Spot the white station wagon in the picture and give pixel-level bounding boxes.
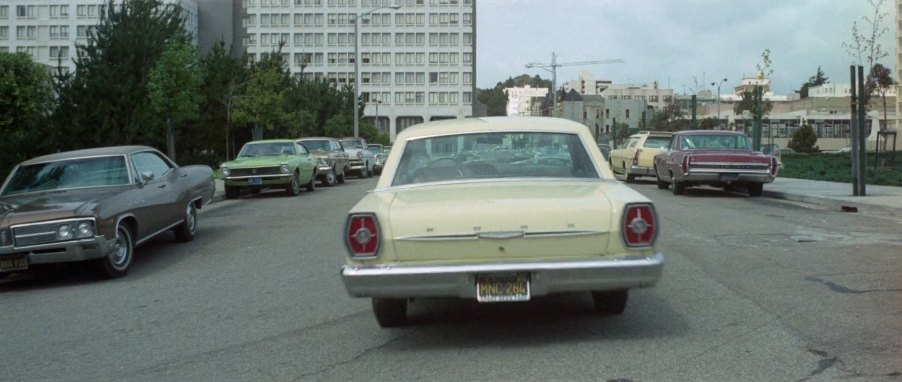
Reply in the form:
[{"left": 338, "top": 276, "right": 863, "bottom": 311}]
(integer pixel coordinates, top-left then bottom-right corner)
[{"left": 340, "top": 117, "right": 664, "bottom": 327}]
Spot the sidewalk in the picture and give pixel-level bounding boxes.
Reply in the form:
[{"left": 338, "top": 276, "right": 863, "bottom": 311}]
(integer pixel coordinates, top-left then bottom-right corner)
[{"left": 764, "top": 177, "right": 902, "bottom": 219}]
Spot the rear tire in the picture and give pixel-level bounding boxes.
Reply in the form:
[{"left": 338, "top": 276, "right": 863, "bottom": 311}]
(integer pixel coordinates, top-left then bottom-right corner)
[
  {"left": 626, "top": 174, "right": 636, "bottom": 183},
  {"left": 748, "top": 183, "right": 763, "bottom": 197},
  {"left": 672, "top": 180, "right": 685, "bottom": 195},
  {"left": 337, "top": 167, "right": 346, "bottom": 184},
  {"left": 305, "top": 170, "right": 316, "bottom": 192},
  {"left": 592, "top": 290, "right": 628, "bottom": 315},
  {"left": 174, "top": 203, "right": 197, "bottom": 242},
  {"left": 656, "top": 173, "right": 668, "bottom": 189},
  {"left": 372, "top": 298, "right": 407, "bottom": 327}
]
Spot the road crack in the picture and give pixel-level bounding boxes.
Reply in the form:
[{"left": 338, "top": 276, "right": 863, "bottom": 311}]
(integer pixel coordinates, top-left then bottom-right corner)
[{"left": 805, "top": 276, "right": 902, "bottom": 294}]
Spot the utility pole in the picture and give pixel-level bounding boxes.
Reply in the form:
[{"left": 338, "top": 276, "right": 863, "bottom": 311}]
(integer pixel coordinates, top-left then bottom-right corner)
[{"left": 525, "top": 53, "right": 623, "bottom": 117}]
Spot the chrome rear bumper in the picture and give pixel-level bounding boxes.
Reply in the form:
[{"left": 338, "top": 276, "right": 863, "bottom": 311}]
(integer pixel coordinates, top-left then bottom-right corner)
[{"left": 341, "top": 253, "right": 664, "bottom": 299}]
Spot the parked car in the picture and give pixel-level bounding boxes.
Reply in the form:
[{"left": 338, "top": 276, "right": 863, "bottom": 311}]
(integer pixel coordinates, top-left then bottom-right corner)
[
  {"left": 340, "top": 137, "right": 376, "bottom": 178},
  {"left": 608, "top": 131, "right": 672, "bottom": 182},
  {"left": 653, "top": 130, "right": 779, "bottom": 196},
  {"left": 367, "top": 144, "right": 386, "bottom": 176},
  {"left": 596, "top": 143, "right": 612, "bottom": 161},
  {"left": 340, "top": 117, "right": 664, "bottom": 327},
  {"left": 220, "top": 139, "right": 317, "bottom": 199},
  {"left": 297, "top": 137, "right": 350, "bottom": 187},
  {"left": 0, "top": 146, "right": 215, "bottom": 279}
]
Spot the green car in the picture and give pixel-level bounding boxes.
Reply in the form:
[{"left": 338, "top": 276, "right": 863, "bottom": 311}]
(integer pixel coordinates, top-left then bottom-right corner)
[{"left": 220, "top": 139, "right": 317, "bottom": 199}]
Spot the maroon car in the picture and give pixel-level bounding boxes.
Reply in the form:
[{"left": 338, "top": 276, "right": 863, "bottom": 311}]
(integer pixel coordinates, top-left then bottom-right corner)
[
  {"left": 0, "top": 146, "right": 215, "bottom": 279},
  {"left": 653, "top": 130, "right": 779, "bottom": 196}
]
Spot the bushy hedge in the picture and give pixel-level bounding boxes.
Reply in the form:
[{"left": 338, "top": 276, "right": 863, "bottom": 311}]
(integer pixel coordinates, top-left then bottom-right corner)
[{"left": 779, "top": 151, "right": 902, "bottom": 186}]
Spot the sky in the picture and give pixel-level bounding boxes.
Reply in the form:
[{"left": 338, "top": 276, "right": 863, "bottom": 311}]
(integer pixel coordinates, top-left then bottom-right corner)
[{"left": 475, "top": 0, "right": 896, "bottom": 96}]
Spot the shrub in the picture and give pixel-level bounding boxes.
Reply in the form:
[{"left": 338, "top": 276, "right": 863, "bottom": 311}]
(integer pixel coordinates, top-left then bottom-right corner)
[{"left": 788, "top": 124, "right": 819, "bottom": 153}]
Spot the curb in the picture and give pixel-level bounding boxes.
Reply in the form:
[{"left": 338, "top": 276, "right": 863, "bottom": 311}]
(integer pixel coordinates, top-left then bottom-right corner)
[{"left": 763, "top": 190, "right": 902, "bottom": 220}]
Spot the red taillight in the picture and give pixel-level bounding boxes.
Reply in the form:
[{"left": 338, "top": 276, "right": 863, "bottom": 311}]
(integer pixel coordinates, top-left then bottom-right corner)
[
  {"left": 681, "top": 155, "right": 690, "bottom": 173},
  {"left": 345, "top": 213, "right": 380, "bottom": 257},
  {"left": 770, "top": 156, "right": 778, "bottom": 175},
  {"left": 622, "top": 203, "right": 657, "bottom": 248},
  {"left": 632, "top": 149, "right": 641, "bottom": 166}
]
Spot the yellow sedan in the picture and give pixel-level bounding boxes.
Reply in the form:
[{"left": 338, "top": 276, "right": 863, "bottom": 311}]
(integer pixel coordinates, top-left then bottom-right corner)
[{"left": 340, "top": 117, "right": 664, "bottom": 327}]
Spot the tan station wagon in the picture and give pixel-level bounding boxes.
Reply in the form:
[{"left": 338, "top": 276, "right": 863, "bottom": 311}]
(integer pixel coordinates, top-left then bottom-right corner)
[{"left": 608, "top": 131, "right": 673, "bottom": 182}]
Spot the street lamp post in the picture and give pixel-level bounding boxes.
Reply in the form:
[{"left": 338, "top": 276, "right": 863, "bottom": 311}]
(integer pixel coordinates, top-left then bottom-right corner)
[
  {"left": 711, "top": 78, "right": 727, "bottom": 129},
  {"left": 354, "top": 5, "right": 401, "bottom": 138}
]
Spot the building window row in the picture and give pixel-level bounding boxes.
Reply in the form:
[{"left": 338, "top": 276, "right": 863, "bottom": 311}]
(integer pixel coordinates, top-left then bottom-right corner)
[
  {"left": 395, "top": 72, "right": 426, "bottom": 85},
  {"left": 259, "top": 33, "right": 290, "bottom": 46},
  {"left": 0, "top": 27, "right": 6, "bottom": 40},
  {"left": 362, "top": 72, "right": 392, "bottom": 84},
  {"left": 76, "top": 5, "right": 105, "bottom": 18},
  {"left": 49, "top": 5, "right": 70, "bottom": 18},
  {"left": 293, "top": 32, "right": 324, "bottom": 46},
  {"left": 428, "top": 92, "right": 459, "bottom": 105},
  {"left": 395, "top": 52, "right": 425, "bottom": 65},
  {"left": 294, "top": 52, "right": 324, "bottom": 66},
  {"left": 49, "top": 25, "right": 70, "bottom": 40},
  {"left": 395, "top": 13, "right": 425, "bottom": 26},
  {"left": 428, "top": 13, "right": 458, "bottom": 25},
  {"left": 249, "top": 0, "right": 470, "bottom": 8},
  {"left": 361, "top": 32, "right": 391, "bottom": 46},
  {"left": 16, "top": 26, "right": 37, "bottom": 40},
  {"left": 394, "top": 32, "right": 424, "bottom": 46},
  {"left": 16, "top": 5, "right": 35, "bottom": 18},
  {"left": 326, "top": 32, "right": 354, "bottom": 46}
]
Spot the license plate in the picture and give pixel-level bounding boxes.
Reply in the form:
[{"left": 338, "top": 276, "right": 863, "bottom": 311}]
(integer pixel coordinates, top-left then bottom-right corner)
[
  {"left": 719, "top": 173, "right": 739, "bottom": 182},
  {"left": 476, "top": 273, "right": 530, "bottom": 302},
  {"left": 0, "top": 253, "right": 28, "bottom": 272},
  {"left": 247, "top": 177, "right": 262, "bottom": 186}
]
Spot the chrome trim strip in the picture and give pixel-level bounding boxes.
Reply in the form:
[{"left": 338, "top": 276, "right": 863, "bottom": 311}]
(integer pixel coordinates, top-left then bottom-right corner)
[
  {"left": 379, "top": 177, "right": 607, "bottom": 192},
  {"left": 134, "top": 220, "right": 184, "bottom": 246},
  {"left": 223, "top": 174, "right": 290, "bottom": 180},
  {"left": 396, "top": 230, "right": 605, "bottom": 241}
]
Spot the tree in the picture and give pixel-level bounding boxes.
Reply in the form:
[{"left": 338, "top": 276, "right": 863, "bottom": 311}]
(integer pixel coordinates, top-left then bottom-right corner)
[
  {"left": 0, "top": 52, "right": 55, "bottom": 177},
  {"left": 787, "top": 123, "right": 819, "bottom": 153},
  {"left": 199, "top": 39, "right": 249, "bottom": 161},
  {"left": 798, "top": 66, "right": 830, "bottom": 98},
  {"left": 866, "top": 63, "right": 893, "bottom": 129},
  {"left": 649, "top": 104, "right": 689, "bottom": 132},
  {"left": 232, "top": 62, "right": 290, "bottom": 140},
  {"left": 147, "top": 37, "right": 205, "bottom": 160},
  {"left": 52, "top": 0, "right": 191, "bottom": 151},
  {"left": 733, "top": 90, "right": 773, "bottom": 117},
  {"left": 842, "top": 0, "right": 889, "bottom": 107}
]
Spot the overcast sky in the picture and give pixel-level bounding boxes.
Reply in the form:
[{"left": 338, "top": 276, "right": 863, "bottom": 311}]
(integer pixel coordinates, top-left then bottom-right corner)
[{"left": 475, "top": 0, "right": 896, "bottom": 96}]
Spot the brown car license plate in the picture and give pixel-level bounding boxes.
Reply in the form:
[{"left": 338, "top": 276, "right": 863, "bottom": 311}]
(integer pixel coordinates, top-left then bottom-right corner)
[
  {"left": 476, "top": 273, "right": 530, "bottom": 302},
  {"left": 0, "top": 253, "right": 28, "bottom": 272}
]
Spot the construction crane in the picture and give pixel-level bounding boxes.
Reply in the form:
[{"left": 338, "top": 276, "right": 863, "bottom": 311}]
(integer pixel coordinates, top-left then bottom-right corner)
[{"left": 525, "top": 52, "right": 624, "bottom": 114}]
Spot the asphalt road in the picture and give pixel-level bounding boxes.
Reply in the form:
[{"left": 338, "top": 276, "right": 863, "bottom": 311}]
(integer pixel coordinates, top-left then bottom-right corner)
[{"left": 1, "top": 177, "right": 900, "bottom": 381}]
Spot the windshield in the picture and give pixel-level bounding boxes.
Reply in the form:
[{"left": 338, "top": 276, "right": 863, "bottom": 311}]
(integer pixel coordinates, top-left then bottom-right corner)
[
  {"left": 682, "top": 134, "right": 752, "bottom": 150},
  {"left": 238, "top": 142, "right": 297, "bottom": 157},
  {"left": 644, "top": 136, "right": 672, "bottom": 149},
  {"left": 1, "top": 156, "right": 130, "bottom": 196},
  {"left": 340, "top": 139, "right": 365, "bottom": 149},
  {"left": 392, "top": 132, "right": 598, "bottom": 186},
  {"left": 299, "top": 140, "right": 330, "bottom": 151}
]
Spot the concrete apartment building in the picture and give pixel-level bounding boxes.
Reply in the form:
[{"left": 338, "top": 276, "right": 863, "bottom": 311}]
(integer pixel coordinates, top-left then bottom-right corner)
[
  {"left": 232, "top": 0, "right": 477, "bottom": 141},
  {"left": 0, "top": 0, "right": 474, "bottom": 143},
  {"left": 0, "top": 0, "right": 198, "bottom": 74}
]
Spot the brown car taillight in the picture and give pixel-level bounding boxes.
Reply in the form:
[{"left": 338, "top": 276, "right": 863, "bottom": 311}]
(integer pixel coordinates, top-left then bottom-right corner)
[
  {"left": 622, "top": 203, "right": 657, "bottom": 248},
  {"left": 345, "top": 213, "right": 380, "bottom": 258},
  {"left": 770, "top": 156, "right": 778, "bottom": 175},
  {"left": 632, "top": 149, "right": 641, "bottom": 166},
  {"left": 681, "top": 155, "right": 690, "bottom": 173}
]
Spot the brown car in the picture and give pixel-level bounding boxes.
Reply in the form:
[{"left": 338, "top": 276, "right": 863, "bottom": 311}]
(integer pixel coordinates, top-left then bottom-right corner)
[
  {"left": 0, "top": 146, "right": 215, "bottom": 279},
  {"left": 297, "top": 137, "right": 350, "bottom": 186}
]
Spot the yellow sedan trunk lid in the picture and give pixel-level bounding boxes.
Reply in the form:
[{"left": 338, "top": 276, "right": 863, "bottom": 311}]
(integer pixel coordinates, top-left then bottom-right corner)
[{"left": 386, "top": 181, "right": 615, "bottom": 262}]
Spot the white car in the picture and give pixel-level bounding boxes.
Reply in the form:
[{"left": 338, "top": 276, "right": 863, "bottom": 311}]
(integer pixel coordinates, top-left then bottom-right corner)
[{"left": 339, "top": 117, "right": 665, "bottom": 327}]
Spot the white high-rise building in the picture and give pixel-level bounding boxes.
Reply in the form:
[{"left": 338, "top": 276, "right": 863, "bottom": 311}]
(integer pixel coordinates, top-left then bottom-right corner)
[
  {"left": 0, "top": 0, "right": 199, "bottom": 74},
  {"left": 240, "top": 0, "right": 476, "bottom": 141}
]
